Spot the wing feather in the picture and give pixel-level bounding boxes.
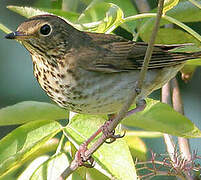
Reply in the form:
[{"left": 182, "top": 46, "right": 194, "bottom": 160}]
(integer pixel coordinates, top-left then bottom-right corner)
[{"left": 76, "top": 33, "right": 197, "bottom": 73}]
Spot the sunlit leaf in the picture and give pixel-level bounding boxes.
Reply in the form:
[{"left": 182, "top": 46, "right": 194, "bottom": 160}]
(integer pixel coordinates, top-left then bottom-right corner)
[
  {"left": 77, "top": 2, "right": 124, "bottom": 33},
  {"left": 125, "top": 135, "right": 147, "bottom": 161},
  {"left": 141, "top": 28, "right": 200, "bottom": 45},
  {"left": 17, "top": 155, "right": 50, "bottom": 180},
  {"left": 39, "top": 8, "right": 79, "bottom": 23},
  {"left": 7, "top": 6, "right": 49, "bottom": 18},
  {"left": 122, "top": 98, "right": 201, "bottom": 138},
  {"left": 87, "top": 168, "right": 110, "bottom": 180},
  {"left": 64, "top": 115, "right": 137, "bottom": 180},
  {"left": 139, "top": 1, "right": 201, "bottom": 42},
  {"left": 30, "top": 153, "right": 82, "bottom": 180},
  {"left": 0, "top": 101, "right": 67, "bottom": 126},
  {"left": 0, "top": 120, "right": 62, "bottom": 178},
  {"left": 163, "top": 0, "right": 180, "bottom": 14}
]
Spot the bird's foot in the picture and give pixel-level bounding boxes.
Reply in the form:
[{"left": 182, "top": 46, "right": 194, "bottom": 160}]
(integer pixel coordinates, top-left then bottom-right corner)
[
  {"left": 101, "top": 117, "right": 126, "bottom": 143},
  {"left": 76, "top": 142, "right": 94, "bottom": 167}
]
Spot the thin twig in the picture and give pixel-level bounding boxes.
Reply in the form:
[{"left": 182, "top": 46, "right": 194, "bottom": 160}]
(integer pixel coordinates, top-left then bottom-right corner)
[
  {"left": 134, "top": 0, "right": 150, "bottom": 13},
  {"left": 161, "top": 82, "right": 177, "bottom": 163},
  {"left": 58, "top": 0, "right": 165, "bottom": 179},
  {"left": 171, "top": 77, "right": 193, "bottom": 180}
]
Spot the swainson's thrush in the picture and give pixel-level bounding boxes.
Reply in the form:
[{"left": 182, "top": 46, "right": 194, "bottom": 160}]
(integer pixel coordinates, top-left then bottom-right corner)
[{"left": 5, "top": 15, "right": 201, "bottom": 114}]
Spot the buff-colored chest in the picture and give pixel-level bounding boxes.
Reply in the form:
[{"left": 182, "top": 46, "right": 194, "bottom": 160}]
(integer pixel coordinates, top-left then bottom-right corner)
[{"left": 31, "top": 55, "right": 184, "bottom": 114}]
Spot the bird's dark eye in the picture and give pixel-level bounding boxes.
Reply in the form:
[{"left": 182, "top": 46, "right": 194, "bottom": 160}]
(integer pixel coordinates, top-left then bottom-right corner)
[{"left": 40, "top": 24, "right": 51, "bottom": 36}]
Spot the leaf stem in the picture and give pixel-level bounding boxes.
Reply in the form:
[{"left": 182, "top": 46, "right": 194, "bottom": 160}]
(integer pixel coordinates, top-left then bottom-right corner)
[
  {"left": 189, "top": 0, "right": 201, "bottom": 9},
  {"left": 123, "top": 13, "right": 201, "bottom": 42}
]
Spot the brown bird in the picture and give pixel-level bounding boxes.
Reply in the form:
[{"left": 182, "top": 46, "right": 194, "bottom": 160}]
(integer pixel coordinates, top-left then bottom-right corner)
[{"left": 5, "top": 14, "right": 201, "bottom": 115}]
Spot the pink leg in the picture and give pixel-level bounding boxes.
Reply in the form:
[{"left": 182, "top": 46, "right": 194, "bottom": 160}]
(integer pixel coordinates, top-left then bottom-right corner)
[
  {"left": 76, "top": 99, "right": 146, "bottom": 166},
  {"left": 126, "top": 99, "right": 146, "bottom": 117}
]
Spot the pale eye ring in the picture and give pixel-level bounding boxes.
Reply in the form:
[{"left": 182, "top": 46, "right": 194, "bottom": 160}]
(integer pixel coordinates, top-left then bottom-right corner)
[{"left": 40, "top": 24, "right": 52, "bottom": 36}]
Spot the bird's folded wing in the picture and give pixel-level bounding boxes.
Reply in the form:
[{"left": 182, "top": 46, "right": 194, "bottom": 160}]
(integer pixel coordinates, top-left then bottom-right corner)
[{"left": 77, "top": 41, "right": 192, "bottom": 73}]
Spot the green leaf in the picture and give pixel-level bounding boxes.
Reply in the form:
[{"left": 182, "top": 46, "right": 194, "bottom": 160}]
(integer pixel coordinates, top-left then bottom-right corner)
[
  {"left": 124, "top": 135, "right": 147, "bottom": 161},
  {"left": 87, "top": 168, "right": 110, "bottom": 180},
  {"left": 122, "top": 98, "right": 201, "bottom": 138},
  {"left": 126, "top": 131, "right": 163, "bottom": 138},
  {"left": 7, "top": 6, "right": 49, "bottom": 18},
  {"left": 0, "top": 101, "right": 67, "bottom": 126},
  {"left": 163, "top": 0, "right": 180, "bottom": 14},
  {"left": 188, "top": 0, "right": 201, "bottom": 9},
  {"left": 34, "top": 0, "right": 63, "bottom": 9},
  {"left": 139, "top": 1, "right": 201, "bottom": 42},
  {"left": 17, "top": 155, "right": 50, "bottom": 180},
  {"left": 180, "top": 64, "right": 197, "bottom": 83},
  {"left": 141, "top": 28, "right": 201, "bottom": 45},
  {"left": 0, "top": 120, "right": 62, "bottom": 178},
  {"left": 30, "top": 153, "right": 82, "bottom": 180},
  {"left": 90, "top": 0, "right": 138, "bottom": 33},
  {"left": 64, "top": 115, "right": 137, "bottom": 180},
  {"left": 7, "top": 5, "right": 79, "bottom": 24},
  {"left": 77, "top": 2, "right": 124, "bottom": 33},
  {"left": 164, "top": 1, "right": 201, "bottom": 23},
  {"left": 186, "top": 59, "right": 201, "bottom": 66},
  {"left": 39, "top": 8, "right": 79, "bottom": 23}
]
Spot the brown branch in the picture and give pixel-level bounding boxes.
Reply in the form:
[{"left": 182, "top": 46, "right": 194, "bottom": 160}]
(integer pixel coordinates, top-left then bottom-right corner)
[
  {"left": 161, "top": 83, "right": 177, "bottom": 163},
  {"left": 134, "top": 0, "right": 151, "bottom": 13},
  {"left": 171, "top": 77, "right": 193, "bottom": 180},
  {"left": 57, "top": 0, "right": 165, "bottom": 179}
]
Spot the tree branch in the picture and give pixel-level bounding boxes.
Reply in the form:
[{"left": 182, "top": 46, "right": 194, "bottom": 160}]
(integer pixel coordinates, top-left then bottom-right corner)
[{"left": 171, "top": 78, "right": 193, "bottom": 180}]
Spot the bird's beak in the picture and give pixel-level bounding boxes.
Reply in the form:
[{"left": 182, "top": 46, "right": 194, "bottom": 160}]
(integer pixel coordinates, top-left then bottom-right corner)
[{"left": 5, "top": 31, "right": 29, "bottom": 40}]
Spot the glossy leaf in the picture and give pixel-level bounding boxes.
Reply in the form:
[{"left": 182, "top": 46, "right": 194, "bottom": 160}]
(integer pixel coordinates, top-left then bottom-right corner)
[
  {"left": 0, "top": 120, "right": 62, "bottom": 178},
  {"left": 125, "top": 131, "right": 163, "bottom": 138},
  {"left": 7, "top": 6, "right": 48, "bottom": 18},
  {"left": 30, "top": 153, "right": 82, "bottom": 180},
  {"left": 18, "top": 155, "right": 50, "bottom": 180},
  {"left": 122, "top": 98, "right": 201, "bottom": 138},
  {"left": 34, "top": 0, "right": 63, "bottom": 9},
  {"left": 0, "top": 101, "right": 67, "bottom": 126},
  {"left": 87, "top": 168, "right": 110, "bottom": 180},
  {"left": 88, "top": 0, "right": 137, "bottom": 33},
  {"left": 64, "top": 115, "right": 137, "bottom": 180},
  {"left": 7, "top": 6, "right": 79, "bottom": 24},
  {"left": 77, "top": 2, "right": 124, "bottom": 33},
  {"left": 40, "top": 8, "right": 79, "bottom": 23},
  {"left": 163, "top": 0, "right": 179, "bottom": 14},
  {"left": 139, "top": 1, "right": 201, "bottom": 42},
  {"left": 125, "top": 135, "right": 147, "bottom": 161},
  {"left": 141, "top": 28, "right": 200, "bottom": 45}
]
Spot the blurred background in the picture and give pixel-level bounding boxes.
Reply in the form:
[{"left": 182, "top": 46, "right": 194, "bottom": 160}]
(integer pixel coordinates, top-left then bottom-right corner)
[{"left": 0, "top": 0, "right": 201, "bottom": 179}]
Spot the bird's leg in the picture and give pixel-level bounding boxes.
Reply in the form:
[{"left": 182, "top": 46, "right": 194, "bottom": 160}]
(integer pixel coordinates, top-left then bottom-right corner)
[
  {"left": 76, "top": 128, "right": 102, "bottom": 167},
  {"left": 76, "top": 97, "right": 146, "bottom": 166},
  {"left": 102, "top": 99, "right": 146, "bottom": 143},
  {"left": 76, "top": 115, "right": 125, "bottom": 167},
  {"left": 126, "top": 99, "right": 146, "bottom": 117}
]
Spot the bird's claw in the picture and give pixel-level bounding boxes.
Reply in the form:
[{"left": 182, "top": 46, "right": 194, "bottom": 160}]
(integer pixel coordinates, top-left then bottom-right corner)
[
  {"left": 105, "top": 130, "right": 126, "bottom": 143},
  {"left": 101, "top": 120, "right": 126, "bottom": 143},
  {"left": 76, "top": 142, "right": 95, "bottom": 167}
]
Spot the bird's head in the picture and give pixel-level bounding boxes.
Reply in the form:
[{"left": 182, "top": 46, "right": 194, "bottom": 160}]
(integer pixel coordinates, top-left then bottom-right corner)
[{"left": 5, "top": 14, "right": 77, "bottom": 56}]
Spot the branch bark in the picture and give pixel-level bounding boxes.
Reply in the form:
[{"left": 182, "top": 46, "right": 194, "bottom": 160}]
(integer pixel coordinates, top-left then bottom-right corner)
[{"left": 171, "top": 78, "right": 193, "bottom": 180}]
